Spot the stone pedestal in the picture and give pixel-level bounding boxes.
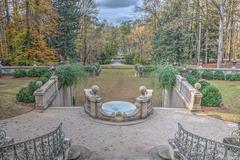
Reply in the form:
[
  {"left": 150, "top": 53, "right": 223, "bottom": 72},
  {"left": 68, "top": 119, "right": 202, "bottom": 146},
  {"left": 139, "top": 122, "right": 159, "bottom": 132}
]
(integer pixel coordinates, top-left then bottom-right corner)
[{"left": 84, "top": 86, "right": 102, "bottom": 118}]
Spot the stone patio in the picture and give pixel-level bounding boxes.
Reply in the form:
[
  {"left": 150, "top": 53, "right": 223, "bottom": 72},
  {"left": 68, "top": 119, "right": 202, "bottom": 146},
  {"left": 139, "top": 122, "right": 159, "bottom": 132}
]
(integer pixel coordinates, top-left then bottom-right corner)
[{"left": 0, "top": 107, "right": 237, "bottom": 158}]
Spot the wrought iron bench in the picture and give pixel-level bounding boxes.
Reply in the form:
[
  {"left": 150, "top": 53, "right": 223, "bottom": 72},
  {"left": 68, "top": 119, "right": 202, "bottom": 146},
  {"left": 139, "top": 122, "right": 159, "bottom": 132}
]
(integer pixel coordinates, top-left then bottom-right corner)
[
  {"left": 169, "top": 123, "right": 240, "bottom": 160},
  {"left": 0, "top": 123, "right": 71, "bottom": 160},
  {"left": 0, "top": 128, "right": 14, "bottom": 147},
  {"left": 223, "top": 122, "right": 240, "bottom": 147}
]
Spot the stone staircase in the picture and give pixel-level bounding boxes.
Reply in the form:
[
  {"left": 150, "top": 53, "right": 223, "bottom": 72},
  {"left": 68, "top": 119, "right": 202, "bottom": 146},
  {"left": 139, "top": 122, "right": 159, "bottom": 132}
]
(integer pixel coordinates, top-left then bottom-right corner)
[{"left": 68, "top": 145, "right": 171, "bottom": 160}]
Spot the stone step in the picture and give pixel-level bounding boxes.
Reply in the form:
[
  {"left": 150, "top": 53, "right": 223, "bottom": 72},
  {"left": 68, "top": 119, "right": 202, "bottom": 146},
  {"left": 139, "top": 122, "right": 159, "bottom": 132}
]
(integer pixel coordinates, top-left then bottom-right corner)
[
  {"left": 89, "top": 153, "right": 150, "bottom": 160},
  {"left": 68, "top": 145, "right": 171, "bottom": 160}
]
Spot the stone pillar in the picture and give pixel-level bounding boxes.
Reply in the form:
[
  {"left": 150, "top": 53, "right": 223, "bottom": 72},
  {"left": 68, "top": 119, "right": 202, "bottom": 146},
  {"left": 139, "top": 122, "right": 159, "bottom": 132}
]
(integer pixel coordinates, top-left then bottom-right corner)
[
  {"left": 135, "top": 86, "right": 153, "bottom": 119},
  {"left": 84, "top": 85, "right": 102, "bottom": 118}
]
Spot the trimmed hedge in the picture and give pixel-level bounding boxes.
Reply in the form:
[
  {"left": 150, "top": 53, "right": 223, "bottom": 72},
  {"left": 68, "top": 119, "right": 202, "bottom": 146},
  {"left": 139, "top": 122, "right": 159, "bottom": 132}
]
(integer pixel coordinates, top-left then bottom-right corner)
[
  {"left": 202, "top": 70, "right": 214, "bottom": 80},
  {"left": 226, "top": 73, "right": 240, "bottom": 81},
  {"left": 198, "top": 79, "right": 211, "bottom": 92},
  {"left": 27, "top": 67, "right": 49, "bottom": 77},
  {"left": 214, "top": 71, "right": 225, "bottom": 80},
  {"left": 201, "top": 85, "right": 222, "bottom": 107},
  {"left": 13, "top": 69, "right": 27, "bottom": 78}
]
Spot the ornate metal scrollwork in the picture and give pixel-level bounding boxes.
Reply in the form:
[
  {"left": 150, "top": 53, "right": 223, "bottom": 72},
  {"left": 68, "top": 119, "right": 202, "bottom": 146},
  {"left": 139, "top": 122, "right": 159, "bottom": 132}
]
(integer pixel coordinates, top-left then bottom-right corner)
[
  {"left": 0, "top": 123, "right": 70, "bottom": 160},
  {"left": 169, "top": 123, "right": 240, "bottom": 160}
]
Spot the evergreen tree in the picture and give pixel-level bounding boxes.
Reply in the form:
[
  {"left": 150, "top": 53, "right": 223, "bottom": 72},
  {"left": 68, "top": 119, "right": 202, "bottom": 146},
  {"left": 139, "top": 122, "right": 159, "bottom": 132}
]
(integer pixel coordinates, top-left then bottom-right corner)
[{"left": 53, "top": 0, "right": 81, "bottom": 59}]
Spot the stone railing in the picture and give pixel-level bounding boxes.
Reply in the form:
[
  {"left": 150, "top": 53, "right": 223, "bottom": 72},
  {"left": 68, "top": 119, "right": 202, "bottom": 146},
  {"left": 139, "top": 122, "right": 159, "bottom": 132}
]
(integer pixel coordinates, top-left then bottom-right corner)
[
  {"left": 34, "top": 76, "right": 58, "bottom": 109},
  {"left": 169, "top": 123, "right": 240, "bottom": 160},
  {"left": 198, "top": 67, "right": 240, "bottom": 72},
  {"left": 0, "top": 65, "right": 49, "bottom": 75},
  {"left": 34, "top": 76, "right": 73, "bottom": 109},
  {"left": 174, "top": 75, "right": 202, "bottom": 111},
  {"left": 0, "top": 123, "right": 71, "bottom": 160}
]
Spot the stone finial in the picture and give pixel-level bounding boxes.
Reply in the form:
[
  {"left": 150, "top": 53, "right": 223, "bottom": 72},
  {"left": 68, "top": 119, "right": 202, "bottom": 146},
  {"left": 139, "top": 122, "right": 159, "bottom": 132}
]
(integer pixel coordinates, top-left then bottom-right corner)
[
  {"left": 91, "top": 85, "right": 99, "bottom": 95},
  {"left": 36, "top": 81, "right": 43, "bottom": 88},
  {"left": 194, "top": 83, "right": 201, "bottom": 91},
  {"left": 139, "top": 86, "right": 147, "bottom": 96}
]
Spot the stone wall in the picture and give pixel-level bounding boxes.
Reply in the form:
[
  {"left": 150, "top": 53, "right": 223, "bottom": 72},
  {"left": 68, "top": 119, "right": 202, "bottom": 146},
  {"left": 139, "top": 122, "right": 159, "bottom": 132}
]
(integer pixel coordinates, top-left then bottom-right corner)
[
  {"left": 0, "top": 66, "right": 49, "bottom": 75},
  {"left": 34, "top": 76, "right": 73, "bottom": 109}
]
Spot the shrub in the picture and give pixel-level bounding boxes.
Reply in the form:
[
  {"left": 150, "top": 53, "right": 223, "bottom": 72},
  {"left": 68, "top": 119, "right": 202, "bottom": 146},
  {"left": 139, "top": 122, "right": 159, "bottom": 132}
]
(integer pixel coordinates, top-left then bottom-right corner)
[
  {"left": 142, "top": 65, "right": 156, "bottom": 73},
  {"left": 84, "top": 65, "right": 95, "bottom": 72},
  {"left": 157, "top": 65, "right": 178, "bottom": 90},
  {"left": 38, "top": 76, "right": 49, "bottom": 84},
  {"left": 214, "top": 71, "right": 225, "bottom": 80},
  {"left": 13, "top": 69, "right": 27, "bottom": 78},
  {"left": 16, "top": 81, "right": 38, "bottom": 103},
  {"left": 202, "top": 70, "right": 214, "bottom": 80},
  {"left": 27, "top": 68, "right": 39, "bottom": 77},
  {"left": 56, "top": 63, "right": 85, "bottom": 88},
  {"left": 198, "top": 79, "right": 211, "bottom": 92},
  {"left": 125, "top": 54, "right": 134, "bottom": 65},
  {"left": 0, "top": 69, "right": 2, "bottom": 77},
  {"left": 189, "top": 69, "right": 200, "bottom": 79},
  {"left": 201, "top": 85, "right": 222, "bottom": 107},
  {"left": 186, "top": 75, "right": 198, "bottom": 86},
  {"left": 236, "top": 74, "right": 240, "bottom": 81},
  {"left": 226, "top": 73, "right": 237, "bottom": 81},
  {"left": 27, "top": 67, "right": 49, "bottom": 77},
  {"left": 0, "top": 58, "right": 11, "bottom": 66}
]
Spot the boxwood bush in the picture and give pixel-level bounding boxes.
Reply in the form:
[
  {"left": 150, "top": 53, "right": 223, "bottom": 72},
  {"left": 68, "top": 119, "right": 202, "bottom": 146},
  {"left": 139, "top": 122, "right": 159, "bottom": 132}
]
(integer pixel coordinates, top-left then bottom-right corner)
[
  {"left": 16, "top": 81, "right": 38, "bottom": 103},
  {"left": 202, "top": 70, "right": 214, "bottom": 80},
  {"left": 13, "top": 69, "right": 27, "bottom": 78},
  {"left": 189, "top": 69, "right": 200, "bottom": 79},
  {"left": 226, "top": 73, "right": 240, "bottom": 81},
  {"left": 186, "top": 75, "right": 198, "bottom": 86},
  {"left": 201, "top": 85, "right": 222, "bottom": 107},
  {"left": 198, "top": 79, "right": 211, "bottom": 92},
  {"left": 214, "top": 71, "right": 225, "bottom": 80}
]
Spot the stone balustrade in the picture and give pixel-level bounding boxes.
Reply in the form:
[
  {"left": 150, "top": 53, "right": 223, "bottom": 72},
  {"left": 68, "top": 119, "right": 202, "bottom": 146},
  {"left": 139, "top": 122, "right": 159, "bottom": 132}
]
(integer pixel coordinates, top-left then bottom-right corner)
[
  {"left": 34, "top": 76, "right": 73, "bottom": 109},
  {"left": 174, "top": 75, "right": 202, "bottom": 111},
  {"left": 34, "top": 76, "right": 58, "bottom": 109}
]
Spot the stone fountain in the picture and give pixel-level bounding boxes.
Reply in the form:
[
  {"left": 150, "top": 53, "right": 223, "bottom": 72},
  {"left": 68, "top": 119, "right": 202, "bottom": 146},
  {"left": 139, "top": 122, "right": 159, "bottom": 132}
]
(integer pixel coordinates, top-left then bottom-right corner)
[{"left": 84, "top": 85, "right": 153, "bottom": 122}]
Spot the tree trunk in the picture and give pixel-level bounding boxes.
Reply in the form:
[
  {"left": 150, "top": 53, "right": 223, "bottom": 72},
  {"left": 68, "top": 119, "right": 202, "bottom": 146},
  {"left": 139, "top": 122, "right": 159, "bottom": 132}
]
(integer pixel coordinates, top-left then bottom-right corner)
[
  {"left": 4, "top": 0, "right": 10, "bottom": 24},
  {"left": 217, "top": 0, "right": 225, "bottom": 68},
  {"left": 196, "top": 0, "right": 202, "bottom": 66},
  {"left": 205, "top": 0, "right": 209, "bottom": 64},
  {"left": 26, "top": 0, "right": 31, "bottom": 47},
  {"left": 228, "top": 0, "right": 234, "bottom": 61}
]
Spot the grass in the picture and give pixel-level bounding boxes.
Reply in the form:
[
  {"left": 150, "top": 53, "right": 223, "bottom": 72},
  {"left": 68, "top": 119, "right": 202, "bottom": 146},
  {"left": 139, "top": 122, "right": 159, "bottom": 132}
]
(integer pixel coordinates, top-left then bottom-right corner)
[
  {"left": 203, "top": 80, "right": 240, "bottom": 122},
  {"left": 73, "top": 69, "right": 162, "bottom": 106},
  {"left": 0, "top": 77, "right": 34, "bottom": 120}
]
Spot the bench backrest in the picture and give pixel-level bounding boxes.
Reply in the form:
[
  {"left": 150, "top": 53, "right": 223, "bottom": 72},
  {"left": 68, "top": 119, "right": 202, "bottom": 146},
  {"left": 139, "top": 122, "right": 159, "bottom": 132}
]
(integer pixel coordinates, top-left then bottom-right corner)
[
  {"left": 0, "top": 123, "right": 67, "bottom": 160},
  {"left": 169, "top": 123, "right": 240, "bottom": 160}
]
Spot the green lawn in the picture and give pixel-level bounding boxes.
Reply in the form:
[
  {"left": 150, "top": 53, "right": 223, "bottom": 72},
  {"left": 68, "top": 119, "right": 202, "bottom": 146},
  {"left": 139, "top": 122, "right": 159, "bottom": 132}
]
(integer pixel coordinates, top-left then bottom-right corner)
[
  {"left": 204, "top": 80, "right": 240, "bottom": 122},
  {"left": 0, "top": 77, "right": 34, "bottom": 120},
  {"left": 73, "top": 69, "right": 162, "bottom": 106}
]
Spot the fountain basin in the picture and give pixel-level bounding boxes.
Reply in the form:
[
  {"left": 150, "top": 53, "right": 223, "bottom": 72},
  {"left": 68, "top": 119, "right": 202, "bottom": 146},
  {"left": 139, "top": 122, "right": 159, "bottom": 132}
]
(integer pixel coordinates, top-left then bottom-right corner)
[{"left": 101, "top": 101, "right": 136, "bottom": 116}]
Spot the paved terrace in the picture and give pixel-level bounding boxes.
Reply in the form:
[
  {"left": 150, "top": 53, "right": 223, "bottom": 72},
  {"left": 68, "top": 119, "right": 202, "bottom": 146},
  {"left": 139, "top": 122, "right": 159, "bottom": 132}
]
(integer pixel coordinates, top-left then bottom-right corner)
[{"left": 0, "top": 107, "right": 237, "bottom": 157}]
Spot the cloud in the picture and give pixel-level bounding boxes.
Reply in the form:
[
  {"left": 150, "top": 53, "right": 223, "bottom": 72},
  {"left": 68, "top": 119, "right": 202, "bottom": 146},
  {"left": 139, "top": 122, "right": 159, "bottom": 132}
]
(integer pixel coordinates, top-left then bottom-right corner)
[
  {"left": 96, "top": 0, "right": 143, "bottom": 25},
  {"left": 97, "top": 0, "right": 138, "bottom": 9}
]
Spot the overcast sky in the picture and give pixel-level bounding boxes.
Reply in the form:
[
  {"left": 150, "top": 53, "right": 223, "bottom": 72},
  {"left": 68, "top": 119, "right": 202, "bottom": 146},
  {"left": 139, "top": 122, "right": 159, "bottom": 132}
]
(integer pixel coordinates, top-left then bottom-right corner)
[{"left": 96, "top": 0, "right": 143, "bottom": 25}]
